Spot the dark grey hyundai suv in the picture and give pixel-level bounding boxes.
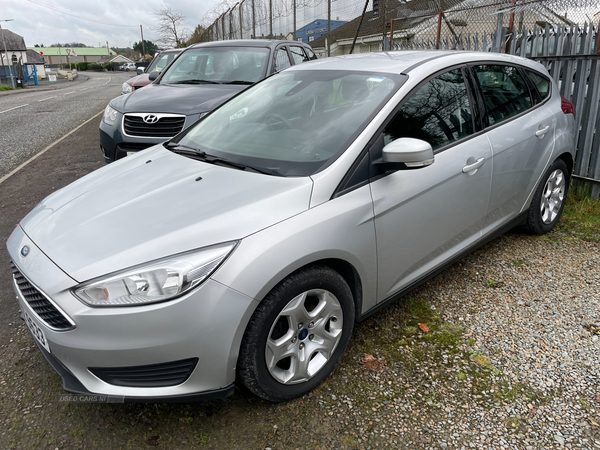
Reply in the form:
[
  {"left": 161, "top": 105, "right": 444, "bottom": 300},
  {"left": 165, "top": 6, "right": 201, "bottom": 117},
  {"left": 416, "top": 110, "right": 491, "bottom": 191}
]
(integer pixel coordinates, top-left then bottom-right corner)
[{"left": 99, "top": 39, "right": 317, "bottom": 162}]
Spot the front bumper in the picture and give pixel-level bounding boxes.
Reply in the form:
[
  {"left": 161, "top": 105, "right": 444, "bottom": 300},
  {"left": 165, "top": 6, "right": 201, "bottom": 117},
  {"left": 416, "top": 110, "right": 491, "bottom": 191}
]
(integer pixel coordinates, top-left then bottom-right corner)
[{"left": 8, "top": 226, "right": 255, "bottom": 401}]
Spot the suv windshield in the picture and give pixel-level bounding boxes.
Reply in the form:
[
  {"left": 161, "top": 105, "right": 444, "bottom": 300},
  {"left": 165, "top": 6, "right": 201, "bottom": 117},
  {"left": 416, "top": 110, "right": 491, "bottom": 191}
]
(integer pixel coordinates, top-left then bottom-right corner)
[
  {"left": 173, "top": 70, "right": 405, "bottom": 176},
  {"left": 159, "top": 47, "right": 269, "bottom": 85}
]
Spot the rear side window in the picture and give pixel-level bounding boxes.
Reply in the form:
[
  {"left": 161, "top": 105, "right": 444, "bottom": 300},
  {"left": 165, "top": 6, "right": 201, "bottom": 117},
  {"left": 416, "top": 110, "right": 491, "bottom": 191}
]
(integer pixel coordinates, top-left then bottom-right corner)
[
  {"left": 383, "top": 69, "right": 474, "bottom": 151},
  {"left": 289, "top": 46, "right": 308, "bottom": 64},
  {"left": 526, "top": 70, "right": 550, "bottom": 101},
  {"left": 473, "top": 65, "right": 532, "bottom": 126},
  {"left": 305, "top": 47, "right": 318, "bottom": 60}
]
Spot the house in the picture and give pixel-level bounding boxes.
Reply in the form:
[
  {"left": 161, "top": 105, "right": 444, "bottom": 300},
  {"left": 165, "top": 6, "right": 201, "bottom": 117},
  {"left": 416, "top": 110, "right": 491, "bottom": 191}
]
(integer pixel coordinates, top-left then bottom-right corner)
[
  {"left": 309, "top": 0, "right": 579, "bottom": 56},
  {"left": 97, "top": 55, "right": 134, "bottom": 65},
  {"left": 26, "top": 47, "right": 116, "bottom": 65},
  {"left": 0, "top": 29, "right": 28, "bottom": 68},
  {"left": 294, "top": 19, "right": 347, "bottom": 44},
  {"left": 25, "top": 49, "right": 47, "bottom": 79},
  {"left": 1, "top": 29, "right": 47, "bottom": 82}
]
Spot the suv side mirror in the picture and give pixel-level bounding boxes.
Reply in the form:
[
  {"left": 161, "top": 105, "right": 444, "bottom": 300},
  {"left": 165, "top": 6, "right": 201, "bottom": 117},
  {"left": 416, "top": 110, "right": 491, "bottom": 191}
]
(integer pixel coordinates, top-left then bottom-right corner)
[
  {"left": 382, "top": 138, "right": 434, "bottom": 168},
  {"left": 148, "top": 71, "right": 159, "bottom": 81}
]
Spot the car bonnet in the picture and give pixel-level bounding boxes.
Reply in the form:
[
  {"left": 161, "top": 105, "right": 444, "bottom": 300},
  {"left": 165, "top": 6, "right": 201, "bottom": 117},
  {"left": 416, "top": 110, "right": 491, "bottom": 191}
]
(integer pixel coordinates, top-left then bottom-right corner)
[{"left": 19, "top": 146, "right": 313, "bottom": 283}]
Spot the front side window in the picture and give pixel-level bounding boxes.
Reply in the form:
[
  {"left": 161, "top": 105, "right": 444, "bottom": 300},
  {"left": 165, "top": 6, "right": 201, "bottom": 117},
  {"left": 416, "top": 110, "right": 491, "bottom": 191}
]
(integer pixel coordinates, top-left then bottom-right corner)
[
  {"left": 383, "top": 69, "right": 474, "bottom": 151},
  {"left": 175, "top": 70, "right": 405, "bottom": 176},
  {"left": 473, "top": 65, "right": 532, "bottom": 126},
  {"left": 159, "top": 47, "right": 269, "bottom": 84},
  {"left": 274, "top": 48, "right": 291, "bottom": 72}
]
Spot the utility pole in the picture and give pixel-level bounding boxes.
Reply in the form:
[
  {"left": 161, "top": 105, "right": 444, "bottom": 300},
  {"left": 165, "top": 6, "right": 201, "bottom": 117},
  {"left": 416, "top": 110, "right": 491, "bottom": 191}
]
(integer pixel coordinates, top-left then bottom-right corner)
[
  {"left": 140, "top": 25, "right": 146, "bottom": 59},
  {"left": 0, "top": 19, "right": 16, "bottom": 89}
]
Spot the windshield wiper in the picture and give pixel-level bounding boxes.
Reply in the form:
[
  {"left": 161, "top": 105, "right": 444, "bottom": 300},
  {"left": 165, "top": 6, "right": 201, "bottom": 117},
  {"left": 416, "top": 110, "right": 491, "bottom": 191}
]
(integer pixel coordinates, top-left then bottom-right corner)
[
  {"left": 165, "top": 142, "right": 282, "bottom": 176},
  {"left": 164, "top": 142, "right": 206, "bottom": 155},
  {"left": 224, "top": 80, "right": 254, "bottom": 85},
  {"left": 171, "top": 79, "right": 221, "bottom": 85},
  {"left": 202, "top": 155, "right": 283, "bottom": 176}
]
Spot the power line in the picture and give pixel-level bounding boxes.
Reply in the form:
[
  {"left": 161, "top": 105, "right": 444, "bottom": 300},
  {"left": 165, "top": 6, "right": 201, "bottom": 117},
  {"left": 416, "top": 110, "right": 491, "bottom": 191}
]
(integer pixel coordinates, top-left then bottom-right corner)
[{"left": 25, "top": 0, "right": 140, "bottom": 28}]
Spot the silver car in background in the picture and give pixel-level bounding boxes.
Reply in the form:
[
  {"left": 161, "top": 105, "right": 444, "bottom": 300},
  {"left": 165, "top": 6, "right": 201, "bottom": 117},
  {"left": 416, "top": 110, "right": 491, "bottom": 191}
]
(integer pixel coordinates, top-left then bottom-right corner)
[{"left": 8, "top": 51, "right": 575, "bottom": 402}]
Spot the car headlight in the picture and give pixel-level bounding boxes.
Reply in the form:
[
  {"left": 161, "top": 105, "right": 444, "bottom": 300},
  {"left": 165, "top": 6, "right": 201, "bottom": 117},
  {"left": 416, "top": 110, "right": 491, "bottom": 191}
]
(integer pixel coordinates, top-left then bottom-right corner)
[
  {"left": 103, "top": 105, "right": 119, "bottom": 126},
  {"left": 121, "top": 82, "right": 133, "bottom": 95},
  {"left": 73, "top": 242, "right": 237, "bottom": 307}
]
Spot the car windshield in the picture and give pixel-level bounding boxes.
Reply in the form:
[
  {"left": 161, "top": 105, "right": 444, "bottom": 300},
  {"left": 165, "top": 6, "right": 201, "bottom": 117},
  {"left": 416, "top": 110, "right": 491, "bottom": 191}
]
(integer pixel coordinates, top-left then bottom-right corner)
[
  {"left": 147, "top": 51, "right": 180, "bottom": 73},
  {"left": 174, "top": 70, "right": 405, "bottom": 176},
  {"left": 159, "top": 47, "right": 269, "bottom": 84}
]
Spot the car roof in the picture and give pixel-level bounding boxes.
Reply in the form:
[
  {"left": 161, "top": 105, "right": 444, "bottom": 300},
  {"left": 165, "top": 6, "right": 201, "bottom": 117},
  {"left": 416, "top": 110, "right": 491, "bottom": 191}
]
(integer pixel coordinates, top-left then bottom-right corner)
[
  {"left": 189, "top": 39, "right": 306, "bottom": 50},
  {"left": 287, "top": 50, "right": 546, "bottom": 75}
]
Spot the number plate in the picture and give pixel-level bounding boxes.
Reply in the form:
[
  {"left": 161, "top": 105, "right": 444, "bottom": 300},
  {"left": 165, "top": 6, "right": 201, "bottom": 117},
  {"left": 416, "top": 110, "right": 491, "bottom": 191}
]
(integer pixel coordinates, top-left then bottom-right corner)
[{"left": 22, "top": 307, "right": 51, "bottom": 353}]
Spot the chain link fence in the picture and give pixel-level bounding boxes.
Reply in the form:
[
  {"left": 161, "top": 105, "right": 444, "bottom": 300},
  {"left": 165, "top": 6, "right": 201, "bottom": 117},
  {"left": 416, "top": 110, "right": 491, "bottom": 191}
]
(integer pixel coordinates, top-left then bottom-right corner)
[{"left": 200, "top": 0, "right": 598, "bottom": 54}]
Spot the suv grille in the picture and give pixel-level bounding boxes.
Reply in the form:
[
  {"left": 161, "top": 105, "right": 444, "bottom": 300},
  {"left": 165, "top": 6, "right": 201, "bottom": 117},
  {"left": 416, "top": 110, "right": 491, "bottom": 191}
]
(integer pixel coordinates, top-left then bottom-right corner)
[
  {"left": 11, "top": 261, "right": 74, "bottom": 330},
  {"left": 89, "top": 358, "right": 199, "bottom": 387},
  {"left": 123, "top": 115, "right": 185, "bottom": 138}
]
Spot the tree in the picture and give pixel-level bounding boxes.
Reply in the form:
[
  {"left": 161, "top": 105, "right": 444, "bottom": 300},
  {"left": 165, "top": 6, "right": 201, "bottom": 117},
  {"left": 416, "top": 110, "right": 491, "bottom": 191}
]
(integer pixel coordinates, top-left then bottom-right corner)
[
  {"left": 133, "top": 40, "right": 156, "bottom": 57},
  {"left": 186, "top": 24, "right": 207, "bottom": 45},
  {"left": 154, "top": 6, "right": 189, "bottom": 48}
]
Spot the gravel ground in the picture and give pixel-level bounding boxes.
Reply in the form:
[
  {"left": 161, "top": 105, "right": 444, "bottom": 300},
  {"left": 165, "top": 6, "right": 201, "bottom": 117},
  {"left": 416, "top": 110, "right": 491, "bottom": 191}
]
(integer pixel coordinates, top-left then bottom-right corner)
[
  {"left": 0, "top": 116, "right": 598, "bottom": 449},
  {"left": 0, "top": 71, "right": 130, "bottom": 178}
]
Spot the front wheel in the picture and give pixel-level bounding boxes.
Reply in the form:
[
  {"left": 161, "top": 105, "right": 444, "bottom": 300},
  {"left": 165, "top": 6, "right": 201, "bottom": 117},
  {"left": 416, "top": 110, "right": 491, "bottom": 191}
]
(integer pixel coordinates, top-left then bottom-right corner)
[
  {"left": 524, "top": 158, "right": 569, "bottom": 234},
  {"left": 238, "top": 266, "right": 355, "bottom": 402}
]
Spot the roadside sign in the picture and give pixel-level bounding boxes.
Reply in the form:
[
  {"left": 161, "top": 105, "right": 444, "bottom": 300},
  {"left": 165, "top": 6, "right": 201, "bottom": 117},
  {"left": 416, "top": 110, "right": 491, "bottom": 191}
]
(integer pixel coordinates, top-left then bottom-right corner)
[{"left": 48, "top": 75, "right": 57, "bottom": 82}]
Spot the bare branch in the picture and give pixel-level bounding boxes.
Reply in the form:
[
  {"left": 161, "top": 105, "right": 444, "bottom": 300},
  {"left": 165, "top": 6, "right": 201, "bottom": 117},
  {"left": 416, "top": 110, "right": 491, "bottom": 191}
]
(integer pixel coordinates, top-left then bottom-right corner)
[{"left": 153, "top": 6, "right": 190, "bottom": 48}]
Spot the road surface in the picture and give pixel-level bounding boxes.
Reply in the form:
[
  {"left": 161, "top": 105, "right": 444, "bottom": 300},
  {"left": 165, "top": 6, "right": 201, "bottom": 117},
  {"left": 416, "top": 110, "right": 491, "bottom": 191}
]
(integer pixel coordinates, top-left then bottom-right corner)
[{"left": 0, "top": 71, "right": 131, "bottom": 178}]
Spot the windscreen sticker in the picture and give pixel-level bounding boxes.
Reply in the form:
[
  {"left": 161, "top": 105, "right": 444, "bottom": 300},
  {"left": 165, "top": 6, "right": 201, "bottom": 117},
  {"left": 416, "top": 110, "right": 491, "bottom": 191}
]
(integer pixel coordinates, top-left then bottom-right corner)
[{"left": 367, "top": 76, "right": 386, "bottom": 83}]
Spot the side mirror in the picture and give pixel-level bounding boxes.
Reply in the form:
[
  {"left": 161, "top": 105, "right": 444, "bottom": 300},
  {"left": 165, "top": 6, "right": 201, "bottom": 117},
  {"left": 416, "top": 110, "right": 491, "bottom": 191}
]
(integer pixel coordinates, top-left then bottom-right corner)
[
  {"left": 382, "top": 138, "right": 434, "bottom": 168},
  {"left": 148, "top": 71, "right": 160, "bottom": 81}
]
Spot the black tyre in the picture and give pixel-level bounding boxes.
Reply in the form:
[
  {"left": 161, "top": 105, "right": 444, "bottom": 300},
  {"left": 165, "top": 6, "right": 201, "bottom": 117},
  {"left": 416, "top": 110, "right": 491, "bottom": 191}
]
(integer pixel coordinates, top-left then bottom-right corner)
[
  {"left": 524, "top": 158, "right": 569, "bottom": 234},
  {"left": 238, "top": 265, "right": 355, "bottom": 402}
]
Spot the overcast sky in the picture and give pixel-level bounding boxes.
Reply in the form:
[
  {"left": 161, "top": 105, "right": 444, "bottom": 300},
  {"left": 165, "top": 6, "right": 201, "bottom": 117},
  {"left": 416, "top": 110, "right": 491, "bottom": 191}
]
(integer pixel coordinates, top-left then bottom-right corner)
[{"left": 1, "top": 0, "right": 214, "bottom": 49}]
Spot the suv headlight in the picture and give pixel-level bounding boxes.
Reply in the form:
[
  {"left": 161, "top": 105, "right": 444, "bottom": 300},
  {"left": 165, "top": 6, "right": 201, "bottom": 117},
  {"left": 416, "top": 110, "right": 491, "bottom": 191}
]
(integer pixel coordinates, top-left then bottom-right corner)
[
  {"left": 73, "top": 242, "right": 237, "bottom": 307},
  {"left": 121, "top": 82, "right": 133, "bottom": 95},
  {"left": 103, "top": 105, "right": 119, "bottom": 126}
]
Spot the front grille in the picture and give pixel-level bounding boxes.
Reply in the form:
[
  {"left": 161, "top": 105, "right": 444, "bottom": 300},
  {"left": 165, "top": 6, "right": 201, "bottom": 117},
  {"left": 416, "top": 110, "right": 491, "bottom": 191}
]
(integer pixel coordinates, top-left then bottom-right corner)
[
  {"left": 123, "top": 115, "right": 185, "bottom": 138},
  {"left": 89, "top": 358, "right": 199, "bottom": 387},
  {"left": 11, "top": 261, "right": 74, "bottom": 330}
]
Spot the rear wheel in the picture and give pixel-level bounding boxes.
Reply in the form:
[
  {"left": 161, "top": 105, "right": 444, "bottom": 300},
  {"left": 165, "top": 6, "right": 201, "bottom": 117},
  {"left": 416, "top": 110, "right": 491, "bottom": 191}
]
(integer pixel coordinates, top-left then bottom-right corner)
[
  {"left": 524, "top": 158, "right": 569, "bottom": 234},
  {"left": 238, "top": 266, "right": 354, "bottom": 402}
]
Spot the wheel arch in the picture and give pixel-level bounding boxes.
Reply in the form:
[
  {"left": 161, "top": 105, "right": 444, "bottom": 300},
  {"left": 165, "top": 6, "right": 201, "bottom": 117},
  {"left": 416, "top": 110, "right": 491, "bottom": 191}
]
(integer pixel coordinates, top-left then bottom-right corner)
[
  {"left": 258, "top": 257, "right": 364, "bottom": 322},
  {"left": 557, "top": 152, "right": 573, "bottom": 179}
]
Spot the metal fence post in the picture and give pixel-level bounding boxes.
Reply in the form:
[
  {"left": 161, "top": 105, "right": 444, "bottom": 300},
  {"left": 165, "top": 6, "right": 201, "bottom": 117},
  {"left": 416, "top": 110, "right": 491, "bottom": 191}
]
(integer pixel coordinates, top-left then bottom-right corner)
[
  {"left": 293, "top": 0, "right": 297, "bottom": 41},
  {"left": 239, "top": 2, "right": 243, "bottom": 39},
  {"left": 327, "top": 0, "right": 331, "bottom": 56},
  {"left": 252, "top": 0, "right": 256, "bottom": 38},
  {"left": 269, "top": 0, "right": 273, "bottom": 38}
]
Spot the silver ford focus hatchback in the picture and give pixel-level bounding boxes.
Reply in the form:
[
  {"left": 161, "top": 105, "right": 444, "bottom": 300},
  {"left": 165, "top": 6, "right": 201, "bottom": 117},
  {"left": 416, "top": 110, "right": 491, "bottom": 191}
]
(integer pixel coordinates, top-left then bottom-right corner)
[{"left": 8, "top": 51, "right": 575, "bottom": 402}]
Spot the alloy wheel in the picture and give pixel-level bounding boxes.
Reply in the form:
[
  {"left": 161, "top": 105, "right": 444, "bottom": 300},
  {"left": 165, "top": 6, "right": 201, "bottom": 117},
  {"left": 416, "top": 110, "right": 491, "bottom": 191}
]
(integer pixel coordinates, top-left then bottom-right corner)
[
  {"left": 540, "top": 169, "right": 565, "bottom": 224},
  {"left": 265, "top": 289, "right": 343, "bottom": 385}
]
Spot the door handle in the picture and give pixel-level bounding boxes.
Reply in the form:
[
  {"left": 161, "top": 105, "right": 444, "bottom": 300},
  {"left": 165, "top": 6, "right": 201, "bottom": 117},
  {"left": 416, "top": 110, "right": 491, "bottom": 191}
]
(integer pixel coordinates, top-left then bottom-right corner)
[
  {"left": 535, "top": 125, "right": 550, "bottom": 138},
  {"left": 462, "top": 157, "right": 484, "bottom": 173}
]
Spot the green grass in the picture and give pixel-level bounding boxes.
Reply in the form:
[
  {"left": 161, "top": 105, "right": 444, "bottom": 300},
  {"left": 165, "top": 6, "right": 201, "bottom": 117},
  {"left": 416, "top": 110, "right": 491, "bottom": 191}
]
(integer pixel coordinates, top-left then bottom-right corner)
[
  {"left": 0, "top": 85, "right": 13, "bottom": 91},
  {"left": 556, "top": 193, "right": 600, "bottom": 241}
]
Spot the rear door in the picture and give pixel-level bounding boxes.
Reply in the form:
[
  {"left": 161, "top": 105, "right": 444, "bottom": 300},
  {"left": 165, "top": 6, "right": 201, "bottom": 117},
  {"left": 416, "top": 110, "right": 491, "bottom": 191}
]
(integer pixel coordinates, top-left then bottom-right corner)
[
  {"left": 369, "top": 67, "right": 493, "bottom": 301},
  {"left": 470, "top": 64, "right": 556, "bottom": 232}
]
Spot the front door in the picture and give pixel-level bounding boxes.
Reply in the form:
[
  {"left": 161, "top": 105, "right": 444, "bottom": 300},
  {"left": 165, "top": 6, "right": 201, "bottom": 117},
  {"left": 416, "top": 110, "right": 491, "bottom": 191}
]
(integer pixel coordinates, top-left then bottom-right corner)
[{"left": 369, "top": 68, "right": 492, "bottom": 301}]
